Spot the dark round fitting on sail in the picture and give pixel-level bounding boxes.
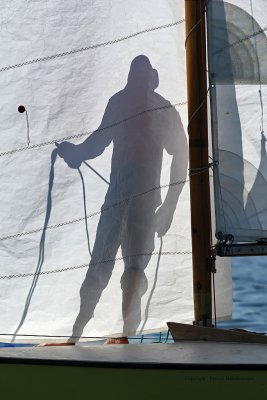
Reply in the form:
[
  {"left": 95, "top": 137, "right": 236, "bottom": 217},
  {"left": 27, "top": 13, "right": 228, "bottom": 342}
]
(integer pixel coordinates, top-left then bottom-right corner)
[{"left": 18, "top": 105, "right": 26, "bottom": 113}]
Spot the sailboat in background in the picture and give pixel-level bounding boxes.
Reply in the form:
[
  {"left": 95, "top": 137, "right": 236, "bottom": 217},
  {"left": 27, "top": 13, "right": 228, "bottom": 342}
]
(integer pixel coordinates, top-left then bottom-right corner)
[{"left": 0, "top": 1, "right": 267, "bottom": 397}]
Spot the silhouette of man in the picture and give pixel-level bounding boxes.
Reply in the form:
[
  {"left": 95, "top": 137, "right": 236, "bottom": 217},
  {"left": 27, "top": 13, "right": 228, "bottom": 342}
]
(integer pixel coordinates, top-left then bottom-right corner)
[{"left": 57, "top": 55, "right": 187, "bottom": 342}]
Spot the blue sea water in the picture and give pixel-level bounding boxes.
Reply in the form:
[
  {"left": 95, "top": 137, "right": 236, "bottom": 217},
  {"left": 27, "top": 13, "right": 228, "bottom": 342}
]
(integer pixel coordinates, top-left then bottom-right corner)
[
  {"left": 134, "top": 256, "right": 267, "bottom": 341},
  {"left": 217, "top": 256, "right": 267, "bottom": 334}
]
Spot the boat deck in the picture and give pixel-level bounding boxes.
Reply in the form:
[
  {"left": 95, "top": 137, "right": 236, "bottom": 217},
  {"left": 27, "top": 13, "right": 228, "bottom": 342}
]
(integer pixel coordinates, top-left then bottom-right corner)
[
  {"left": 0, "top": 342, "right": 267, "bottom": 369},
  {"left": 1, "top": 343, "right": 267, "bottom": 399}
]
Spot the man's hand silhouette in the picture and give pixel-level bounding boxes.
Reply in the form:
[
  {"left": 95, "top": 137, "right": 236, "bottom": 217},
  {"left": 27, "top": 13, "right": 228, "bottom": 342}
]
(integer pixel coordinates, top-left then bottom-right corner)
[
  {"left": 155, "top": 203, "right": 174, "bottom": 237},
  {"left": 56, "top": 141, "right": 82, "bottom": 169}
]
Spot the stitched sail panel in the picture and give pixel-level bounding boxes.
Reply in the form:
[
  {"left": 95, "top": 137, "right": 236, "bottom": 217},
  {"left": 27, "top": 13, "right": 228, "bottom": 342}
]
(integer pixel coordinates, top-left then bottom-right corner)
[
  {"left": 208, "top": 0, "right": 267, "bottom": 243},
  {"left": 0, "top": 0, "right": 195, "bottom": 341},
  {"left": 0, "top": 0, "right": 234, "bottom": 342}
]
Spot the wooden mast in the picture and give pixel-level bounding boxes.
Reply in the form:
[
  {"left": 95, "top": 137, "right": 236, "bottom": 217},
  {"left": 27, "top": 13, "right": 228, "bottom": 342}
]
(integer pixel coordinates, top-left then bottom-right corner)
[{"left": 184, "top": 0, "right": 213, "bottom": 326}]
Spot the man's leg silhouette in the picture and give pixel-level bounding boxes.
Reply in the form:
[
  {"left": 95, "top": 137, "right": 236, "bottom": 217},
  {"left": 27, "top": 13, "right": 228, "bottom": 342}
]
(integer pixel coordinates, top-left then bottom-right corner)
[
  {"left": 69, "top": 206, "right": 122, "bottom": 342},
  {"left": 120, "top": 199, "right": 155, "bottom": 336}
]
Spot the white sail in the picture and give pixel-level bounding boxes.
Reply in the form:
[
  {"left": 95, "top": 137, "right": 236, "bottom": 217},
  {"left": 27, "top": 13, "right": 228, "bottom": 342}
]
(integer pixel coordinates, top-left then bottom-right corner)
[
  {"left": 0, "top": 0, "right": 193, "bottom": 341},
  {"left": 208, "top": 0, "right": 267, "bottom": 243},
  {"left": 0, "top": 0, "right": 232, "bottom": 342}
]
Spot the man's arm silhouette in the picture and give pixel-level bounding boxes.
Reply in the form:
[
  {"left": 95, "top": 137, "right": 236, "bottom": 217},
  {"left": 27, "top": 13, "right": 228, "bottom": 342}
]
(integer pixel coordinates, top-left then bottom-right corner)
[
  {"left": 56, "top": 99, "right": 114, "bottom": 168},
  {"left": 156, "top": 110, "right": 188, "bottom": 237}
]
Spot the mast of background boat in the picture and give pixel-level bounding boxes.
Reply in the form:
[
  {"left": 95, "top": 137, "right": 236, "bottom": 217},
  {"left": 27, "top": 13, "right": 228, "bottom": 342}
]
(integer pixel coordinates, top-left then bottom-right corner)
[{"left": 185, "top": 0, "right": 213, "bottom": 326}]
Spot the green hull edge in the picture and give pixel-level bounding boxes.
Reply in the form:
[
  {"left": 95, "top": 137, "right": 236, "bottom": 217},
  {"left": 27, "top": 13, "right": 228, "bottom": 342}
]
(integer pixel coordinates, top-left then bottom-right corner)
[{"left": 1, "top": 364, "right": 267, "bottom": 400}]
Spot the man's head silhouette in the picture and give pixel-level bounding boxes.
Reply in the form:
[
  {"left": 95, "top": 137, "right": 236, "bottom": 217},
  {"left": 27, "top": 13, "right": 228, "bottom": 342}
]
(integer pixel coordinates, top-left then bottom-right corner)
[{"left": 127, "top": 55, "right": 159, "bottom": 91}]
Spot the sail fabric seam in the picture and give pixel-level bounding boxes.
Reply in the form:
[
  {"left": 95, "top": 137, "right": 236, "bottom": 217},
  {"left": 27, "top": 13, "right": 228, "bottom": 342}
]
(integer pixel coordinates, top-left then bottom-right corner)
[
  {"left": 214, "top": 25, "right": 267, "bottom": 55},
  {"left": 0, "top": 251, "right": 192, "bottom": 280},
  {"left": 0, "top": 20, "right": 185, "bottom": 74},
  {"left": 0, "top": 102, "right": 187, "bottom": 158},
  {"left": 0, "top": 180, "right": 189, "bottom": 242},
  {"left": 249, "top": 0, "right": 264, "bottom": 135}
]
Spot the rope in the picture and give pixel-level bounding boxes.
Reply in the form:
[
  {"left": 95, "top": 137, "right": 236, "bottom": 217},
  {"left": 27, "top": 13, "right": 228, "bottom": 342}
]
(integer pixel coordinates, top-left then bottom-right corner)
[
  {"left": 185, "top": 11, "right": 206, "bottom": 48},
  {"left": 78, "top": 168, "right": 92, "bottom": 258},
  {"left": 189, "top": 161, "right": 216, "bottom": 177},
  {"left": 184, "top": 0, "right": 212, "bottom": 48},
  {"left": 11, "top": 149, "right": 58, "bottom": 341},
  {"left": 187, "top": 87, "right": 210, "bottom": 131},
  {"left": 0, "top": 250, "right": 192, "bottom": 281},
  {"left": 25, "top": 110, "right": 30, "bottom": 147},
  {"left": 164, "top": 329, "right": 170, "bottom": 343},
  {"left": 83, "top": 161, "right": 110, "bottom": 185},
  {"left": 0, "top": 20, "right": 185, "bottom": 74},
  {"left": 0, "top": 102, "right": 187, "bottom": 159}
]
